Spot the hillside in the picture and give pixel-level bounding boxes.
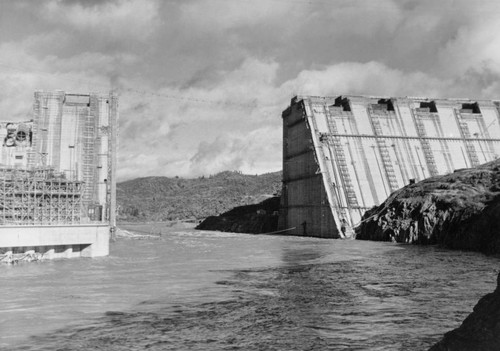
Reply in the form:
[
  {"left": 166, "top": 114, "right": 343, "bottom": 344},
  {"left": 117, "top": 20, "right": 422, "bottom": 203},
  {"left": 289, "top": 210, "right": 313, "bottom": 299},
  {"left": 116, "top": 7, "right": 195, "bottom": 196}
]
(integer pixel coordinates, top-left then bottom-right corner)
[
  {"left": 355, "top": 159, "right": 500, "bottom": 254},
  {"left": 116, "top": 171, "right": 282, "bottom": 222}
]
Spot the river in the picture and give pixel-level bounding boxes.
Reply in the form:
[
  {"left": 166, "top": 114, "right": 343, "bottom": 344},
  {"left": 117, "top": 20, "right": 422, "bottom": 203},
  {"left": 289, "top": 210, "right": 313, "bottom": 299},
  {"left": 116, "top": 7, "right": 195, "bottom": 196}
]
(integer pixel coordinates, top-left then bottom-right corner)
[{"left": 1, "top": 226, "right": 498, "bottom": 350}]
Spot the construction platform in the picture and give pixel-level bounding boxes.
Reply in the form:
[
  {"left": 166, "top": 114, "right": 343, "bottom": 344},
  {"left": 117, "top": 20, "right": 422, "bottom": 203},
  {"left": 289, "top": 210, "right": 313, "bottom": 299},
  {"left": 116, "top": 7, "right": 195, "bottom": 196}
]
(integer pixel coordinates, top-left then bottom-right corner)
[
  {"left": 279, "top": 95, "right": 500, "bottom": 238},
  {"left": 0, "top": 91, "right": 117, "bottom": 262}
]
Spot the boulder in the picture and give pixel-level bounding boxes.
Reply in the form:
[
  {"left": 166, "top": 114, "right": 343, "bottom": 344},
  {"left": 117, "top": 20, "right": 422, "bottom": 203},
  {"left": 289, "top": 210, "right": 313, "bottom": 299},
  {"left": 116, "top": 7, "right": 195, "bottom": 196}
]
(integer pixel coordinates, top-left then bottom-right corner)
[{"left": 355, "top": 159, "right": 500, "bottom": 254}]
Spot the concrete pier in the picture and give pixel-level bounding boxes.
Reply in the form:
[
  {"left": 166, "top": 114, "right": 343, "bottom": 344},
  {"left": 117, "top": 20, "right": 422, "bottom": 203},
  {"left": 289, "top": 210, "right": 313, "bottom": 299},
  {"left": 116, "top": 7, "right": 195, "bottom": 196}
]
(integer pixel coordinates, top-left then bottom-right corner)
[
  {"left": 0, "top": 225, "right": 110, "bottom": 260},
  {"left": 0, "top": 90, "right": 117, "bottom": 261}
]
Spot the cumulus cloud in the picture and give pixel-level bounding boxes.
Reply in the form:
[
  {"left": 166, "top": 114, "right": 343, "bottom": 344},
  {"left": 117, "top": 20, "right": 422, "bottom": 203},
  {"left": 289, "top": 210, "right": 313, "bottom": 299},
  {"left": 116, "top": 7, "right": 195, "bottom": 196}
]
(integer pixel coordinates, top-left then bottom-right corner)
[
  {"left": 438, "top": 15, "right": 500, "bottom": 77},
  {"left": 114, "top": 58, "right": 285, "bottom": 179},
  {"left": 179, "top": 0, "right": 303, "bottom": 31},
  {"left": 189, "top": 126, "right": 282, "bottom": 177},
  {"left": 2, "top": 0, "right": 500, "bottom": 181},
  {"left": 283, "top": 61, "right": 448, "bottom": 98},
  {"left": 42, "top": 0, "right": 160, "bottom": 41}
]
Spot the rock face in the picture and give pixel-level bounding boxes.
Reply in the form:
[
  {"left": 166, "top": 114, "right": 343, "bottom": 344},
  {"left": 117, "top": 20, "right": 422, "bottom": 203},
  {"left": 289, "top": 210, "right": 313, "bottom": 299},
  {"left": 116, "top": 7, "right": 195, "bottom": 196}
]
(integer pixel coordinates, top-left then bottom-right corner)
[
  {"left": 355, "top": 159, "right": 500, "bottom": 254},
  {"left": 196, "top": 196, "right": 280, "bottom": 234},
  {"left": 430, "top": 272, "right": 500, "bottom": 350}
]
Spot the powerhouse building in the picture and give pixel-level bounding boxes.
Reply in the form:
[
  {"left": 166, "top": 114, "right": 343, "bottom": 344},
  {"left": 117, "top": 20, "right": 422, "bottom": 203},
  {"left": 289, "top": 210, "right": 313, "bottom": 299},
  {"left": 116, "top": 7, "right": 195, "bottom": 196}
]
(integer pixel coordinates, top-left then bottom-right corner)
[
  {"left": 280, "top": 95, "right": 500, "bottom": 238},
  {"left": 0, "top": 91, "right": 117, "bottom": 260}
]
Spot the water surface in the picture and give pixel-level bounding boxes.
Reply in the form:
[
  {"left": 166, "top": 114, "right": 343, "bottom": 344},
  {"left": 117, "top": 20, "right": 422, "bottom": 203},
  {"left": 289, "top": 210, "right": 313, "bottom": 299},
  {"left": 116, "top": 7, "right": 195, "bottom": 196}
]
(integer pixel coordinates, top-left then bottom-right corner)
[{"left": 1, "top": 228, "right": 498, "bottom": 350}]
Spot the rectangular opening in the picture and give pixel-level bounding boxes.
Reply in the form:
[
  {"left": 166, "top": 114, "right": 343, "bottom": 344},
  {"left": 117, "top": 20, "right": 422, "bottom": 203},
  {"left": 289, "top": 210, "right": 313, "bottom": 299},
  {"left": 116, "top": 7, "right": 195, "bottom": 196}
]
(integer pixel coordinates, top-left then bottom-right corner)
[
  {"left": 378, "top": 99, "right": 395, "bottom": 111},
  {"left": 461, "top": 102, "right": 481, "bottom": 114},
  {"left": 64, "top": 94, "right": 90, "bottom": 106},
  {"left": 54, "top": 245, "right": 66, "bottom": 253},
  {"left": 419, "top": 101, "right": 438, "bottom": 113},
  {"left": 12, "top": 247, "right": 24, "bottom": 254}
]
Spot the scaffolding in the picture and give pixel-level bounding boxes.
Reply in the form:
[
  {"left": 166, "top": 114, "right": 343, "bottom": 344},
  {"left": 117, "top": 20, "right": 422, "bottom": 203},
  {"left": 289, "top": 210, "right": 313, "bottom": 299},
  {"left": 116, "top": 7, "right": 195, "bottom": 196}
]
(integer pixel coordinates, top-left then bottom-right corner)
[{"left": 0, "top": 167, "right": 83, "bottom": 225}]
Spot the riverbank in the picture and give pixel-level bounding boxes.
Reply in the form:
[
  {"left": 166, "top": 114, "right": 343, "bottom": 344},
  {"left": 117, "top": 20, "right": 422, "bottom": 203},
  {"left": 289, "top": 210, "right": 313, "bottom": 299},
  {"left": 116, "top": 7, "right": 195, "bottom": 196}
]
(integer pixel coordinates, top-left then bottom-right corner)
[
  {"left": 355, "top": 159, "right": 500, "bottom": 254},
  {"left": 117, "top": 220, "right": 197, "bottom": 238},
  {"left": 196, "top": 196, "right": 280, "bottom": 234}
]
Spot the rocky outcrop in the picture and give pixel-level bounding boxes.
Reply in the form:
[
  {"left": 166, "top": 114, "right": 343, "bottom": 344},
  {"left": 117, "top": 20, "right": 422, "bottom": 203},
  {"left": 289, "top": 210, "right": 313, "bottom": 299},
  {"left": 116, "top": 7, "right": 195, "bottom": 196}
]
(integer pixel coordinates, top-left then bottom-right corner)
[
  {"left": 355, "top": 159, "right": 500, "bottom": 254},
  {"left": 196, "top": 196, "right": 280, "bottom": 234},
  {"left": 430, "top": 272, "right": 500, "bottom": 350}
]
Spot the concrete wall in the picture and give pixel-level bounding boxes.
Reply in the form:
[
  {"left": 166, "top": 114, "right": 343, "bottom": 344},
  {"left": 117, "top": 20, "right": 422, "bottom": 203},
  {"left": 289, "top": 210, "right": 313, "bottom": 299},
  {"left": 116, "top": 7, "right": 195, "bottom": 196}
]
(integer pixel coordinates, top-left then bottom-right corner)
[
  {"left": 32, "top": 91, "right": 117, "bottom": 222},
  {"left": 280, "top": 95, "right": 500, "bottom": 238},
  {"left": 0, "top": 225, "right": 110, "bottom": 258},
  {"left": 281, "top": 99, "right": 339, "bottom": 238}
]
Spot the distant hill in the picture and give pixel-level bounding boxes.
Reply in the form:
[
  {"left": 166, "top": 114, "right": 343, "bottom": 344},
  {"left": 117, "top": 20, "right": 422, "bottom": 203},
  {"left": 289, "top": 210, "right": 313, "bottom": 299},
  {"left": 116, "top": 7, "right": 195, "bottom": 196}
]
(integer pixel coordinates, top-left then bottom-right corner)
[{"left": 116, "top": 171, "right": 282, "bottom": 222}]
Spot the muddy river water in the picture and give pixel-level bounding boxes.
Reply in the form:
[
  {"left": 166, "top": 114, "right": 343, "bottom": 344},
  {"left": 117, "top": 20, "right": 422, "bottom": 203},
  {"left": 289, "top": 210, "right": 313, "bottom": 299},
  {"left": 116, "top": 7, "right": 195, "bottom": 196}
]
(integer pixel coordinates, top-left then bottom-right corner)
[{"left": 1, "top": 227, "right": 498, "bottom": 350}]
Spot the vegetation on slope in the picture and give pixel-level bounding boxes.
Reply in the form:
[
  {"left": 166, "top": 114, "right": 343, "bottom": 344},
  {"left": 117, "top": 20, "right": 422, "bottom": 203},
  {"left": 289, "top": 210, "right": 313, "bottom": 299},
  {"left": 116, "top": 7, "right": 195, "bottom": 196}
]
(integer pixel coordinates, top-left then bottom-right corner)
[
  {"left": 117, "top": 171, "right": 282, "bottom": 222},
  {"left": 355, "top": 159, "right": 500, "bottom": 254}
]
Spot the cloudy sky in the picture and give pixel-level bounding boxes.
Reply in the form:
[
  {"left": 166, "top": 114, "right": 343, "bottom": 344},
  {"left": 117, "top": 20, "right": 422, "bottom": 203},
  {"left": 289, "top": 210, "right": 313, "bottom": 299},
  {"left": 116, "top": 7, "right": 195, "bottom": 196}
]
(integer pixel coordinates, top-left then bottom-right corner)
[{"left": 1, "top": 0, "right": 500, "bottom": 180}]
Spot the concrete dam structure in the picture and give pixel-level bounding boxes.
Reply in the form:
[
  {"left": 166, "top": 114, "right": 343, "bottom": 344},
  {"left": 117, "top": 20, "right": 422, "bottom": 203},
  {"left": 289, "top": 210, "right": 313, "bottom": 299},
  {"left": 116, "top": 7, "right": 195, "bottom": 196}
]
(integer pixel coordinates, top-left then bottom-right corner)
[
  {"left": 0, "top": 91, "right": 117, "bottom": 262},
  {"left": 279, "top": 95, "right": 500, "bottom": 238}
]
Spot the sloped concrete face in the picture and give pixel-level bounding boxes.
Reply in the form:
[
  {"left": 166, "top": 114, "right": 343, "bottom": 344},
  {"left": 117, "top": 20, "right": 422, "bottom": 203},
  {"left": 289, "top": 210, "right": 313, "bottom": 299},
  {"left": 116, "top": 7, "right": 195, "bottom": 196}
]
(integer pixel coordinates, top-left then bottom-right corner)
[
  {"left": 280, "top": 95, "right": 500, "bottom": 238},
  {"left": 0, "top": 225, "right": 110, "bottom": 258}
]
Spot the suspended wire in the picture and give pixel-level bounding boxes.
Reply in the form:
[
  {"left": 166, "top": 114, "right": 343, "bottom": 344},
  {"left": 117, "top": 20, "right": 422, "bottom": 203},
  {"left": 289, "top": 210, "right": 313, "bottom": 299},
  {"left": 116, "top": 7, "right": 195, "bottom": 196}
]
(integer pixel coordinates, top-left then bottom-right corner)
[
  {"left": 116, "top": 86, "right": 260, "bottom": 109},
  {"left": 3, "top": 0, "right": 496, "bottom": 108},
  {"left": 0, "top": 61, "right": 267, "bottom": 109}
]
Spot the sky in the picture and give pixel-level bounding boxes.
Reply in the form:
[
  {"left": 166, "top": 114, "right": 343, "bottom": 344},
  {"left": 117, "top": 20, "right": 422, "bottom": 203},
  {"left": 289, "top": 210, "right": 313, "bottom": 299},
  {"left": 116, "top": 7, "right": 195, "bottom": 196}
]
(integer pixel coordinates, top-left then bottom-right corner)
[{"left": 1, "top": 0, "right": 500, "bottom": 181}]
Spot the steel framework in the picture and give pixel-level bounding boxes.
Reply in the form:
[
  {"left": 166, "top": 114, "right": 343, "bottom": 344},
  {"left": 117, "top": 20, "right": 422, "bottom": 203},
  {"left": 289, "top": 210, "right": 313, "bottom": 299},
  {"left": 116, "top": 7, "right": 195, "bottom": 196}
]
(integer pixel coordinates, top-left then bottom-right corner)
[{"left": 0, "top": 168, "right": 83, "bottom": 225}]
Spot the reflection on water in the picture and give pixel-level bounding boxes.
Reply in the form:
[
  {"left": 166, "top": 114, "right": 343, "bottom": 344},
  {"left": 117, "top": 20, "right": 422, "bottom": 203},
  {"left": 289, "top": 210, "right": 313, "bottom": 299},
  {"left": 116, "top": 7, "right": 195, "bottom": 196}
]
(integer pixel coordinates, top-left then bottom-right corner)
[{"left": 0, "top": 229, "right": 498, "bottom": 350}]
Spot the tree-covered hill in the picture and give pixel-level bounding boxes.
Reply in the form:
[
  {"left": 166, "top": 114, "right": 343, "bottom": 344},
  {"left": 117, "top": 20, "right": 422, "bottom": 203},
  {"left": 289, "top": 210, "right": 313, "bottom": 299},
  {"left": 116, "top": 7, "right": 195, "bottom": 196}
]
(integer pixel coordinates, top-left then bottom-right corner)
[{"left": 117, "top": 171, "right": 282, "bottom": 222}]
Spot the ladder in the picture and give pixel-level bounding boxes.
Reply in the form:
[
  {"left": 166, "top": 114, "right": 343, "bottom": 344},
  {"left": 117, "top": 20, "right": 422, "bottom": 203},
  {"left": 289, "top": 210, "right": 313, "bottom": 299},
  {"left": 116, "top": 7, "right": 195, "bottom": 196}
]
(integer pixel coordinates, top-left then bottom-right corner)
[
  {"left": 82, "top": 111, "right": 96, "bottom": 205},
  {"left": 370, "top": 115, "right": 400, "bottom": 192},
  {"left": 414, "top": 117, "right": 439, "bottom": 176},
  {"left": 326, "top": 119, "right": 359, "bottom": 208},
  {"left": 457, "top": 119, "right": 480, "bottom": 167}
]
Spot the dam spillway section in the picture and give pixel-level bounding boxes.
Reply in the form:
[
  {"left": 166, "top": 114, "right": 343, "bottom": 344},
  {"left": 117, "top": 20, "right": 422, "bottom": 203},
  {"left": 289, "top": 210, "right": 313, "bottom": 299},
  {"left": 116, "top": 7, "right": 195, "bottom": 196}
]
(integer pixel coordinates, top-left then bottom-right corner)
[{"left": 279, "top": 95, "right": 500, "bottom": 238}]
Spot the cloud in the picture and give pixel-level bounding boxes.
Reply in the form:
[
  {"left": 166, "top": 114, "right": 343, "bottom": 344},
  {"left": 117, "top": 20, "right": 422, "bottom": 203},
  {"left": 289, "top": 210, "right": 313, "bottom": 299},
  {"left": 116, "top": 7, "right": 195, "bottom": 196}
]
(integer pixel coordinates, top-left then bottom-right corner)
[
  {"left": 179, "top": 0, "right": 301, "bottom": 31},
  {"left": 2, "top": 0, "right": 500, "bottom": 181},
  {"left": 42, "top": 0, "right": 160, "bottom": 41},
  {"left": 438, "top": 12, "right": 500, "bottom": 77},
  {"left": 281, "top": 59, "right": 500, "bottom": 100},
  {"left": 113, "top": 57, "right": 285, "bottom": 179},
  {"left": 189, "top": 126, "right": 282, "bottom": 177},
  {"left": 282, "top": 61, "right": 444, "bottom": 97}
]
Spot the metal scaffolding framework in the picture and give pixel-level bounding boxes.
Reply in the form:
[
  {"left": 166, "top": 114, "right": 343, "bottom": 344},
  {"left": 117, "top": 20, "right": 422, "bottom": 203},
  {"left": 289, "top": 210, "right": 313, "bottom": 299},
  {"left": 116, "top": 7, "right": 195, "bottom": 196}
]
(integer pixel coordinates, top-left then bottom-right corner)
[
  {"left": 0, "top": 168, "right": 83, "bottom": 225},
  {"left": 0, "top": 90, "right": 117, "bottom": 227}
]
